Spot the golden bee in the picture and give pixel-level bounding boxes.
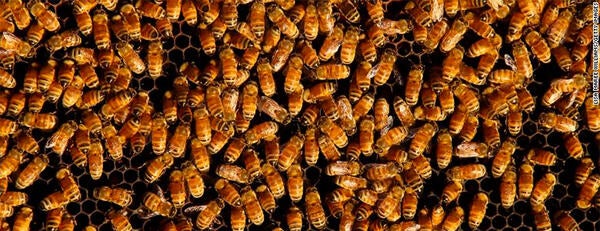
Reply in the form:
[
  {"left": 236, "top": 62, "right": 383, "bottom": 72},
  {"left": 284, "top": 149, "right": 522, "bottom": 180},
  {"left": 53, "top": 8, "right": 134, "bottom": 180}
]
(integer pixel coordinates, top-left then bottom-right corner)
[
  {"left": 142, "top": 191, "right": 176, "bottom": 218},
  {"left": 45, "top": 208, "right": 63, "bottom": 231},
  {"left": 447, "top": 163, "right": 486, "bottom": 180},
  {"left": 56, "top": 168, "right": 80, "bottom": 202},
  {"left": 108, "top": 210, "right": 132, "bottom": 231},
  {"left": 93, "top": 186, "right": 133, "bottom": 207},
  {"left": 305, "top": 187, "right": 327, "bottom": 229},
  {"left": 144, "top": 153, "right": 174, "bottom": 183},
  {"left": 40, "top": 191, "right": 69, "bottom": 211},
  {"left": 532, "top": 205, "right": 552, "bottom": 231},
  {"left": 441, "top": 206, "right": 464, "bottom": 231},
  {"left": 116, "top": 42, "right": 145, "bottom": 74},
  {"left": 469, "top": 193, "right": 488, "bottom": 229},
  {"left": 12, "top": 206, "right": 33, "bottom": 231},
  {"left": 241, "top": 186, "right": 264, "bottom": 225},
  {"left": 577, "top": 174, "right": 600, "bottom": 209},
  {"left": 372, "top": 49, "right": 397, "bottom": 86},
  {"left": 441, "top": 180, "right": 463, "bottom": 205}
]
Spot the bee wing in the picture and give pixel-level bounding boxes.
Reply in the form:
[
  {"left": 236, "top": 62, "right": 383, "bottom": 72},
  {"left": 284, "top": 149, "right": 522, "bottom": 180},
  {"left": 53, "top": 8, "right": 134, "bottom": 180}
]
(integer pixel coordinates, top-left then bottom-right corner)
[
  {"left": 430, "top": 0, "right": 444, "bottom": 22},
  {"left": 379, "top": 116, "right": 393, "bottom": 136},
  {"left": 366, "top": 63, "right": 380, "bottom": 79},
  {"left": 45, "top": 134, "right": 58, "bottom": 149},
  {"left": 503, "top": 54, "right": 518, "bottom": 71}
]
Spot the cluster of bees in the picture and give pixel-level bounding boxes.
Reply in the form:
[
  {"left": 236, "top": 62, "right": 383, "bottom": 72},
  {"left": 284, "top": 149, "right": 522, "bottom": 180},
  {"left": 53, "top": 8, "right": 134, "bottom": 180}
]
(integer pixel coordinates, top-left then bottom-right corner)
[{"left": 0, "top": 0, "right": 596, "bottom": 230}]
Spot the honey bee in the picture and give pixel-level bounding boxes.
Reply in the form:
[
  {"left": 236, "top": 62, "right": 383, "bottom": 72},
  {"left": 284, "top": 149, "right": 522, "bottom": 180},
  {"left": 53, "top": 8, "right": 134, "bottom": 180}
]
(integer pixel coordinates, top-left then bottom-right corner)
[
  {"left": 46, "top": 121, "right": 77, "bottom": 155},
  {"left": 553, "top": 211, "right": 578, "bottom": 231},
  {"left": 256, "top": 184, "right": 277, "bottom": 213},
  {"left": 514, "top": 162, "right": 535, "bottom": 201},
  {"left": 62, "top": 76, "right": 84, "bottom": 108},
  {"left": 26, "top": 22, "right": 44, "bottom": 46},
  {"left": 45, "top": 208, "right": 63, "bottom": 231},
  {"left": 12, "top": 207, "right": 33, "bottom": 231},
  {"left": 74, "top": 12, "right": 92, "bottom": 36},
  {"left": 469, "top": 193, "right": 488, "bottom": 229},
  {"left": 140, "top": 23, "right": 160, "bottom": 41},
  {"left": 423, "top": 19, "right": 449, "bottom": 50},
  {"left": 147, "top": 41, "right": 164, "bottom": 79},
  {"left": 500, "top": 165, "right": 516, "bottom": 208},
  {"left": 369, "top": 49, "right": 397, "bottom": 86},
  {"left": 90, "top": 10, "right": 111, "bottom": 50},
  {"left": 530, "top": 172, "right": 557, "bottom": 206},
  {"left": 0, "top": 191, "right": 28, "bottom": 207},
  {"left": 440, "top": 17, "right": 469, "bottom": 52},
  {"left": 524, "top": 29, "right": 551, "bottom": 63},
  {"left": 546, "top": 8, "right": 574, "bottom": 48},
  {"left": 561, "top": 133, "right": 584, "bottom": 159},
  {"left": 239, "top": 186, "right": 264, "bottom": 226},
  {"left": 453, "top": 83, "right": 480, "bottom": 113},
  {"left": 577, "top": 174, "right": 600, "bottom": 209},
  {"left": 214, "top": 178, "right": 241, "bottom": 207},
  {"left": 441, "top": 206, "right": 463, "bottom": 231},
  {"left": 8, "top": 0, "right": 30, "bottom": 30},
  {"left": 318, "top": 24, "right": 343, "bottom": 61},
  {"left": 409, "top": 122, "right": 437, "bottom": 158},
  {"left": 230, "top": 206, "right": 246, "bottom": 231},
  {"left": 244, "top": 121, "right": 278, "bottom": 145},
  {"left": 283, "top": 55, "right": 303, "bottom": 94},
  {"left": 271, "top": 39, "right": 294, "bottom": 72},
  {"left": 216, "top": 164, "right": 249, "bottom": 185},
  {"left": 29, "top": 1, "right": 60, "bottom": 32},
  {"left": 58, "top": 213, "right": 75, "bottom": 231},
  {"left": 40, "top": 191, "right": 69, "bottom": 211},
  {"left": 267, "top": 5, "right": 298, "bottom": 39},
  {"left": 144, "top": 153, "right": 174, "bottom": 183},
  {"left": 167, "top": 124, "right": 190, "bottom": 158},
  {"left": 304, "top": 187, "right": 327, "bottom": 229},
  {"left": 539, "top": 112, "right": 578, "bottom": 132},
  {"left": 259, "top": 96, "right": 291, "bottom": 124},
  {"left": 56, "top": 168, "right": 80, "bottom": 202},
  {"left": 254, "top": 58, "right": 275, "bottom": 97},
  {"left": 116, "top": 42, "right": 145, "bottom": 74},
  {"left": 88, "top": 141, "right": 103, "bottom": 180},
  {"left": 285, "top": 206, "right": 304, "bottom": 231},
  {"left": 575, "top": 158, "right": 595, "bottom": 186},
  {"left": 262, "top": 26, "right": 281, "bottom": 54},
  {"left": 0, "top": 202, "right": 12, "bottom": 218},
  {"left": 441, "top": 180, "right": 463, "bottom": 205},
  {"left": 143, "top": 191, "right": 176, "bottom": 218},
  {"left": 447, "top": 163, "right": 486, "bottom": 180},
  {"left": 93, "top": 186, "right": 133, "bottom": 207},
  {"left": 108, "top": 210, "right": 132, "bottom": 231},
  {"left": 178, "top": 162, "right": 204, "bottom": 199}
]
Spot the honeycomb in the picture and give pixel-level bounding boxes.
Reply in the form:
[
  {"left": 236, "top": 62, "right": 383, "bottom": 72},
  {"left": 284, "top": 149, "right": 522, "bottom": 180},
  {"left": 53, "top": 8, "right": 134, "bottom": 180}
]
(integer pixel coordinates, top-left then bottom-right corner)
[{"left": 0, "top": 0, "right": 596, "bottom": 230}]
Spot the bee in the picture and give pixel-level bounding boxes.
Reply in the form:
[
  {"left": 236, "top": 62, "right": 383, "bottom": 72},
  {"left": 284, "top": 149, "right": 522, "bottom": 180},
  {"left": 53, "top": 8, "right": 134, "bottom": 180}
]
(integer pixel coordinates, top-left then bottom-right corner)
[
  {"left": 90, "top": 10, "right": 111, "bottom": 50},
  {"left": 8, "top": 0, "right": 30, "bottom": 30},
  {"left": 267, "top": 5, "right": 298, "bottom": 39},
  {"left": 26, "top": 22, "right": 44, "bottom": 46},
  {"left": 577, "top": 174, "right": 600, "bottom": 209},
  {"left": 364, "top": 0, "right": 384, "bottom": 24},
  {"left": 97, "top": 0, "right": 117, "bottom": 10},
  {"left": 144, "top": 153, "right": 174, "bottom": 183},
  {"left": 216, "top": 164, "right": 249, "bottom": 184},
  {"left": 338, "top": 26, "right": 361, "bottom": 64},
  {"left": 305, "top": 187, "right": 327, "bottom": 229},
  {"left": 371, "top": 49, "right": 397, "bottom": 86},
  {"left": 374, "top": 126, "right": 410, "bottom": 155},
  {"left": 135, "top": 0, "right": 165, "bottom": 19},
  {"left": 240, "top": 186, "right": 264, "bottom": 226},
  {"left": 284, "top": 59, "right": 303, "bottom": 96},
  {"left": 12, "top": 207, "right": 33, "bottom": 231},
  {"left": 57, "top": 213, "right": 74, "bottom": 231},
  {"left": 93, "top": 186, "right": 133, "bottom": 207},
  {"left": 575, "top": 158, "right": 595, "bottom": 186},
  {"left": 246, "top": 1, "right": 266, "bottom": 39},
  {"left": 244, "top": 121, "right": 278, "bottom": 145},
  {"left": 116, "top": 42, "right": 145, "bottom": 74},
  {"left": 423, "top": 19, "right": 449, "bottom": 50},
  {"left": 155, "top": 18, "right": 172, "bottom": 38},
  {"left": 440, "top": 17, "right": 469, "bottom": 52},
  {"left": 514, "top": 162, "right": 535, "bottom": 201},
  {"left": 562, "top": 133, "right": 584, "bottom": 159},
  {"left": 453, "top": 83, "right": 480, "bottom": 113},
  {"left": 56, "top": 168, "right": 80, "bottom": 202},
  {"left": 262, "top": 26, "right": 281, "bottom": 54},
  {"left": 230, "top": 206, "right": 246, "bottom": 231},
  {"left": 319, "top": 24, "right": 344, "bottom": 61},
  {"left": 285, "top": 206, "right": 303, "bottom": 231},
  {"left": 576, "top": 24, "right": 592, "bottom": 46},
  {"left": 526, "top": 148, "right": 557, "bottom": 167},
  {"left": 406, "top": 2, "right": 432, "bottom": 27},
  {"left": 441, "top": 206, "right": 464, "bottom": 231},
  {"left": 29, "top": 1, "right": 60, "bottom": 32},
  {"left": 546, "top": 8, "right": 574, "bottom": 48},
  {"left": 539, "top": 112, "right": 577, "bottom": 132},
  {"left": 40, "top": 191, "right": 69, "bottom": 211},
  {"left": 46, "top": 121, "right": 77, "bottom": 155},
  {"left": 256, "top": 184, "right": 277, "bottom": 213},
  {"left": 400, "top": 188, "right": 418, "bottom": 220},
  {"left": 181, "top": 161, "right": 204, "bottom": 198},
  {"left": 524, "top": 29, "right": 551, "bottom": 63},
  {"left": 147, "top": 41, "right": 163, "bottom": 79},
  {"left": 110, "top": 15, "right": 129, "bottom": 41},
  {"left": 188, "top": 139, "right": 210, "bottom": 174},
  {"left": 409, "top": 123, "right": 438, "bottom": 158},
  {"left": 447, "top": 163, "right": 486, "bottom": 180},
  {"left": 74, "top": 12, "right": 92, "bottom": 36},
  {"left": 167, "top": 124, "right": 190, "bottom": 158},
  {"left": 469, "top": 193, "right": 488, "bottom": 229},
  {"left": 61, "top": 75, "right": 84, "bottom": 108},
  {"left": 438, "top": 180, "right": 463, "bottom": 205},
  {"left": 214, "top": 178, "right": 242, "bottom": 207},
  {"left": 88, "top": 141, "right": 103, "bottom": 180},
  {"left": 108, "top": 210, "right": 132, "bottom": 231},
  {"left": 46, "top": 81, "right": 64, "bottom": 104},
  {"left": 0, "top": 191, "right": 28, "bottom": 207},
  {"left": 143, "top": 191, "right": 176, "bottom": 218},
  {"left": 45, "top": 208, "right": 64, "bottom": 231},
  {"left": 271, "top": 39, "right": 294, "bottom": 72},
  {"left": 259, "top": 96, "right": 291, "bottom": 124},
  {"left": 301, "top": 127, "right": 319, "bottom": 165},
  {"left": 390, "top": 96, "right": 415, "bottom": 127},
  {"left": 140, "top": 23, "right": 160, "bottom": 41}
]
